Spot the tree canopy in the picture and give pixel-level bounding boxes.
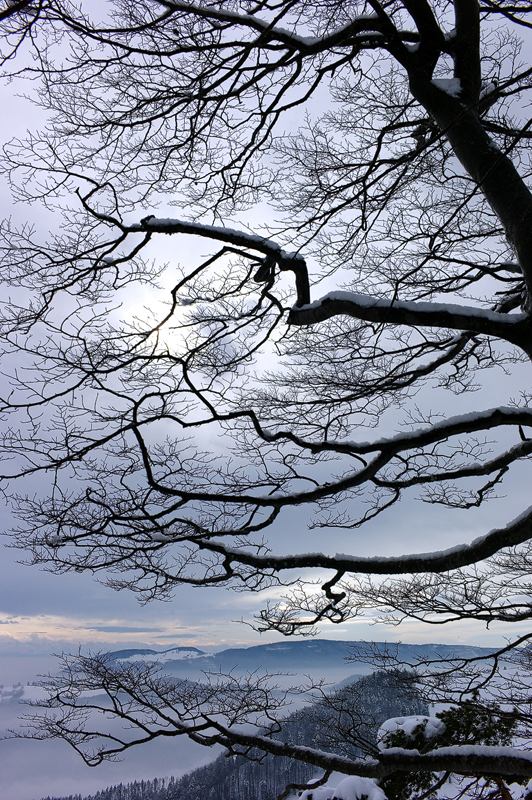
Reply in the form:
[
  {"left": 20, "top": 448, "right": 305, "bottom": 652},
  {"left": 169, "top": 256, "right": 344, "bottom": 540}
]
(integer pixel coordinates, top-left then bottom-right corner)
[{"left": 2, "top": 0, "right": 532, "bottom": 797}]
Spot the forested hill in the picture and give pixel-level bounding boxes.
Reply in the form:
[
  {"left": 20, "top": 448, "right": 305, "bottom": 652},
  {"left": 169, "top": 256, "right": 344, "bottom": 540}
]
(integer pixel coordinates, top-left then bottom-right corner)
[{"left": 37, "top": 671, "right": 427, "bottom": 800}]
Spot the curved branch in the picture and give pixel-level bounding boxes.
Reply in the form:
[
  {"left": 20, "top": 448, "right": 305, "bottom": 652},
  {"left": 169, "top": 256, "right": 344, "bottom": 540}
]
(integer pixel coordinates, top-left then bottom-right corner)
[
  {"left": 208, "top": 731, "right": 532, "bottom": 782},
  {"left": 257, "top": 406, "right": 532, "bottom": 457},
  {"left": 153, "top": 0, "right": 392, "bottom": 55},
  {"left": 134, "top": 215, "right": 310, "bottom": 305},
  {"left": 288, "top": 291, "right": 531, "bottom": 353},
  {"left": 208, "top": 502, "right": 532, "bottom": 576}
]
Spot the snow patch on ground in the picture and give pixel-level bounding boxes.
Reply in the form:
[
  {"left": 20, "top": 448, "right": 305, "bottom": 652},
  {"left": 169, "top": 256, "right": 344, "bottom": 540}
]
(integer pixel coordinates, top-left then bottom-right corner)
[
  {"left": 116, "top": 647, "right": 206, "bottom": 664},
  {"left": 300, "top": 776, "right": 386, "bottom": 800}
]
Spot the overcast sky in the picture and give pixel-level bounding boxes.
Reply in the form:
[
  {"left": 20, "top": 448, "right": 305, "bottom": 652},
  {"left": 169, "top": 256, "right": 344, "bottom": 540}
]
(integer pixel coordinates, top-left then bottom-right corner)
[
  {"left": 0, "top": 76, "right": 530, "bottom": 716},
  {"left": 1, "top": 7, "right": 532, "bottom": 800},
  {"left": 2, "top": 432, "right": 531, "bottom": 669},
  {"left": 0, "top": 4, "right": 529, "bottom": 673}
]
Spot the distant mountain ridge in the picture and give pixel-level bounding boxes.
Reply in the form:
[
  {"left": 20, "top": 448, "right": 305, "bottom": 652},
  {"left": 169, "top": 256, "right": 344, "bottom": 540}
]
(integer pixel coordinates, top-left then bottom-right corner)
[{"left": 104, "top": 638, "right": 496, "bottom": 677}]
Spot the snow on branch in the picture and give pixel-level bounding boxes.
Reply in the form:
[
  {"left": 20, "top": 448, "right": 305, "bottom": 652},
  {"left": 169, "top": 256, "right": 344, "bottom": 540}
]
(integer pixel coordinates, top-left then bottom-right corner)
[
  {"left": 132, "top": 215, "right": 310, "bottom": 304},
  {"left": 261, "top": 406, "right": 532, "bottom": 456},
  {"left": 211, "top": 734, "right": 532, "bottom": 782},
  {"left": 152, "top": 1, "right": 384, "bottom": 53},
  {"left": 212, "top": 502, "right": 532, "bottom": 576},
  {"left": 289, "top": 291, "right": 531, "bottom": 352}
]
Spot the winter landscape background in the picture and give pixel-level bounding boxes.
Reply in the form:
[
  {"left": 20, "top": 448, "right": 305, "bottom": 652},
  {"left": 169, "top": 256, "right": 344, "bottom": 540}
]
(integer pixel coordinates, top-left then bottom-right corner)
[{"left": 0, "top": 638, "right": 500, "bottom": 800}]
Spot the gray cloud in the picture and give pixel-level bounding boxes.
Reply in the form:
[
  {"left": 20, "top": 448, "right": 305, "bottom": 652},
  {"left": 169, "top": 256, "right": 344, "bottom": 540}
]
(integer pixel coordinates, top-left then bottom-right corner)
[{"left": 88, "top": 626, "right": 167, "bottom": 633}]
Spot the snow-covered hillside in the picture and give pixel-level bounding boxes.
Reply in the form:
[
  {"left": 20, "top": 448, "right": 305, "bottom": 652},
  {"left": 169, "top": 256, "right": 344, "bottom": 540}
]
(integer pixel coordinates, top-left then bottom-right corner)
[{"left": 109, "top": 646, "right": 206, "bottom": 664}]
